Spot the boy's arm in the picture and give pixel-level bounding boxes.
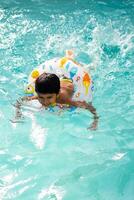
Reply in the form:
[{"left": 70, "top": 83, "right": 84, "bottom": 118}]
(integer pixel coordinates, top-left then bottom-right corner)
[
  {"left": 67, "top": 100, "right": 99, "bottom": 130},
  {"left": 12, "top": 96, "right": 37, "bottom": 122},
  {"left": 85, "top": 102, "right": 99, "bottom": 130}
]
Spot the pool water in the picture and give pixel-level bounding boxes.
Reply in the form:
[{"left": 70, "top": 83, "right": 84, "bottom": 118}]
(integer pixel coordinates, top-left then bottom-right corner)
[{"left": 0, "top": 0, "right": 134, "bottom": 199}]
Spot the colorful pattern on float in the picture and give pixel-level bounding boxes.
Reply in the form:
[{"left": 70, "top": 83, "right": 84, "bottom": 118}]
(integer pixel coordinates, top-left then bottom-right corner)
[{"left": 25, "top": 57, "right": 93, "bottom": 103}]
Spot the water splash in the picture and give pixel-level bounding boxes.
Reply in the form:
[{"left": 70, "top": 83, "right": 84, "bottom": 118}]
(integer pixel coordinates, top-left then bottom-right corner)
[
  {"left": 27, "top": 112, "right": 48, "bottom": 150},
  {"left": 38, "top": 185, "right": 65, "bottom": 200}
]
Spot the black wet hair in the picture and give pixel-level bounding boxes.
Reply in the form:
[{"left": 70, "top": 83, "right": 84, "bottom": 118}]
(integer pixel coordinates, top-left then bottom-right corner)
[{"left": 35, "top": 72, "right": 60, "bottom": 94}]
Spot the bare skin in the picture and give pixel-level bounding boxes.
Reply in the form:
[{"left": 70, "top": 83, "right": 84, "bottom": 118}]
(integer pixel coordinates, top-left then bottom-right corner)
[{"left": 14, "top": 80, "right": 99, "bottom": 130}]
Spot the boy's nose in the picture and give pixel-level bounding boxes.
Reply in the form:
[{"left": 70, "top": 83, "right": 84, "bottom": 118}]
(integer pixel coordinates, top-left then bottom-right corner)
[{"left": 44, "top": 99, "right": 50, "bottom": 106}]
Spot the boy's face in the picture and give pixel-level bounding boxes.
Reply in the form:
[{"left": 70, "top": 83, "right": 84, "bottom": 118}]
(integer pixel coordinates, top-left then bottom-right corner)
[{"left": 37, "top": 93, "right": 57, "bottom": 106}]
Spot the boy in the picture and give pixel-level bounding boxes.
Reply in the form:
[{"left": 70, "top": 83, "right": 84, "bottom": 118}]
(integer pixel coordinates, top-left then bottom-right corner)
[{"left": 15, "top": 72, "right": 99, "bottom": 130}]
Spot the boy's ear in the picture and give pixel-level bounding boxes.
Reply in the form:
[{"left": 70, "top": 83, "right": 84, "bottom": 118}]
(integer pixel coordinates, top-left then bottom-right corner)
[{"left": 56, "top": 93, "right": 60, "bottom": 98}]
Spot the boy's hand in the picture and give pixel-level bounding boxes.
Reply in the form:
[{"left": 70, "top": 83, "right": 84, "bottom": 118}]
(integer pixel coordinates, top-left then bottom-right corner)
[
  {"left": 20, "top": 96, "right": 37, "bottom": 102},
  {"left": 69, "top": 100, "right": 99, "bottom": 131},
  {"left": 12, "top": 96, "right": 37, "bottom": 123},
  {"left": 88, "top": 117, "right": 98, "bottom": 130}
]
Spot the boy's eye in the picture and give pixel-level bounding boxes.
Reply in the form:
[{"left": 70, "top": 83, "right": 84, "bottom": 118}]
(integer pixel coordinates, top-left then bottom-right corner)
[{"left": 47, "top": 96, "right": 52, "bottom": 99}]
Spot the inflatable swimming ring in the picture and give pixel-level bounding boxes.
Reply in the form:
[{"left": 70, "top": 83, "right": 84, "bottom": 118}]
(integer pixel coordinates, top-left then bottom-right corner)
[{"left": 25, "top": 57, "right": 94, "bottom": 103}]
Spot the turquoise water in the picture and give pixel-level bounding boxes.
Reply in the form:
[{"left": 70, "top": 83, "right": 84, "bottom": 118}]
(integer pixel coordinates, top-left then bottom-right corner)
[{"left": 0, "top": 0, "right": 134, "bottom": 199}]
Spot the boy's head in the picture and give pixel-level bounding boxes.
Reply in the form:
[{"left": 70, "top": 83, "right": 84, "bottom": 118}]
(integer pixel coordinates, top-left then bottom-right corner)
[{"left": 35, "top": 72, "right": 60, "bottom": 106}]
